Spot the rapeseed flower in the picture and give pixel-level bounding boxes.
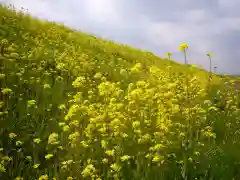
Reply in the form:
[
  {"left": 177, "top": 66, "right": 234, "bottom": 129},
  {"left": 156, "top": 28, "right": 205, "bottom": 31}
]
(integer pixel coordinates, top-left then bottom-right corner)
[{"left": 179, "top": 43, "right": 189, "bottom": 52}]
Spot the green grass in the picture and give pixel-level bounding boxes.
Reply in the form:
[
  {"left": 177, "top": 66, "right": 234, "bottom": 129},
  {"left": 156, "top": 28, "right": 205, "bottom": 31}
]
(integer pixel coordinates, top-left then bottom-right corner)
[{"left": 1, "top": 5, "right": 240, "bottom": 180}]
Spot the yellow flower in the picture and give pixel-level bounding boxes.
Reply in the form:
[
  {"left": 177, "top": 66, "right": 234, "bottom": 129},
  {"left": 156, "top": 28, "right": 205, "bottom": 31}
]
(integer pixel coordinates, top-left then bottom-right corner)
[
  {"left": 33, "top": 163, "right": 40, "bottom": 169},
  {"left": 16, "top": 141, "right": 23, "bottom": 146},
  {"left": 81, "top": 164, "right": 96, "bottom": 177},
  {"left": 152, "top": 155, "right": 160, "bottom": 163},
  {"left": 207, "top": 53, "right": 213, "bottom": 57},
  {"left": 15, "top": 177, "right": 23, "bottom": 180},
  {"left": 0, "top": 74, "right": 5, "bottom": 79},
  {"left": 191, "top": 64, "right": 197, "bottom": 68},
  {"left": 67, "top": 177, "right": 73, "bottom": 180},
  {"left": 9, "top": 132, "right": 17, "bottom": 139},
  {"left": 45, "top": 154, "right": 53, "bottom": 159},
  {"left": 110, "top": 163, "right": 121, "bottom": 172},
  {"left": 120, "top": 155, "right": 131, "bottom": 162},
  {"left": 38, "top": 175, "right": 48, "bottom": 180},
  {"left": 33, "top": 138, "right": 41, "bottom": 144},
  {"left": 105, "top": 149, "right": 115, "bottom": 156},
  {"left": 102, "top": 158, "right": 108, "bottom": 164},
  {"left": 48, "top": 132, "right": 59, "bottom": 145},
  {"left": 179, "top": 43, "right": 189, "bottom": 51},
  {"left": 166, "top": 52, "right": 172, "bottom": 57}
]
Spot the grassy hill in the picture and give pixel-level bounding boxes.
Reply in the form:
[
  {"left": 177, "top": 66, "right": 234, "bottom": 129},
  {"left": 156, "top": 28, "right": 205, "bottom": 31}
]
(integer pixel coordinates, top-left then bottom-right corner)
[{"left": 1, "top": 5, "right": 240, "bottom": 180}]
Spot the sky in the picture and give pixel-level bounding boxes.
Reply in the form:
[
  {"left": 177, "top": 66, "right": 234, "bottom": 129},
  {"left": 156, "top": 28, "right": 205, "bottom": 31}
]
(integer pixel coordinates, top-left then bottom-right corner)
[{"left": 1, "top": 0, "right": 240, "bottom": 75}]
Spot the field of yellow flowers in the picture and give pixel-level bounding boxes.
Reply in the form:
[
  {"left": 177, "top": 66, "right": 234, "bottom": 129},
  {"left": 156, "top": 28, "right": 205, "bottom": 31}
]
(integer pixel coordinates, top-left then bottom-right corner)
[{"left": 1, "top": 5, "right": 240, "bottom": 180}]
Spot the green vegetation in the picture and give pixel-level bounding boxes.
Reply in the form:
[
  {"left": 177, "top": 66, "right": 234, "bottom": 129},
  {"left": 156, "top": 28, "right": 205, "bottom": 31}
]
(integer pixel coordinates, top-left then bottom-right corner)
[{"left": 1, "top": 5, "right": 240, "bottom": 180}]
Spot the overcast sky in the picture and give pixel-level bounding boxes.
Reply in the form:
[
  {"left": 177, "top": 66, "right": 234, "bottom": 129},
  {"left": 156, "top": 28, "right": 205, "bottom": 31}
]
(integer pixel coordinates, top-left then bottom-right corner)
[{"left": 1, "top": 0, "right": 240, "bottom": 75}]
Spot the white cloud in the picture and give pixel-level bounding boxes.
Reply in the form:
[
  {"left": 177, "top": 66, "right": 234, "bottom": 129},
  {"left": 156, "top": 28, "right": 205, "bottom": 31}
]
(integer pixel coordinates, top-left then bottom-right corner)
[
  {"left": 147, "top": 22, "right": 190, "bottom": 48},
  {"left": 218, "top": 0, "right": 240, "bottom": 8},
  {"left": 183, "top": 9, "right": 211, "bottom": 23},
  {"left": 220, "top": 17, "right": 240, "bottom": 31},
  {"left": 84, "top": 0, "right": 119, "bottom": 22},
  {"left": 146, "top": 20, "right": 209, "bottom": 52}
]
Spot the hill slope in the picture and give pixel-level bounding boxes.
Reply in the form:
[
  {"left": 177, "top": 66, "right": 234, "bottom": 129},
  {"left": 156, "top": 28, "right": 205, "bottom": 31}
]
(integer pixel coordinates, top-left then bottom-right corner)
[{"left": 1, "top": 5, "right": 240, "bottom": 179}]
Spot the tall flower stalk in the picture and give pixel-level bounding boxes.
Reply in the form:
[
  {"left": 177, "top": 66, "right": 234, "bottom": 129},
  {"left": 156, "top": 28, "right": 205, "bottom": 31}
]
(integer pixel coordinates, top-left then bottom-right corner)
[
  {"left": 179, "top": 43, "right": 190, "bottom": 180},
  {"left": 166, "top": 52, "right": 172, "bottom": 61},
  {"left": 207, "top": 53, "right": 213, "bottom": 74},
  {"left": 179, "top": 44, "right": 189, "bottom": 65},
  {"left": 214, "top": 66, "right": 217, "bottom": 73}
]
